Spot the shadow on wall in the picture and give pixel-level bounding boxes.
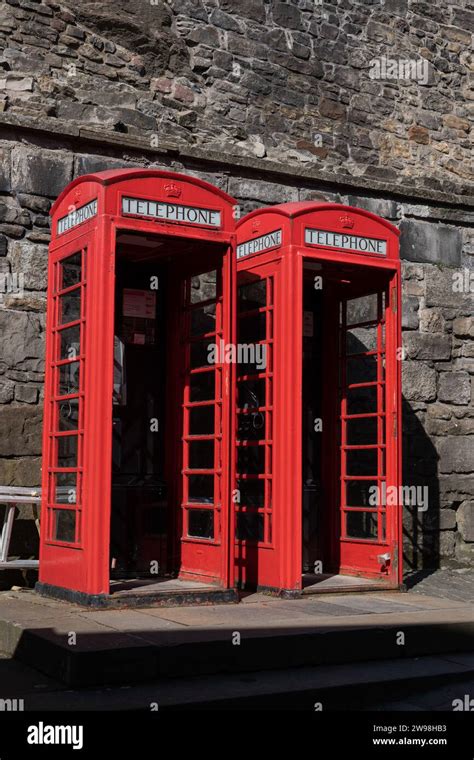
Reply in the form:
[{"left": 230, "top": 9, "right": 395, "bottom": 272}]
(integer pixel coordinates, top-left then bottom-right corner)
[{"left": 402, "top": 397, "right": 440, "bottom": 575}]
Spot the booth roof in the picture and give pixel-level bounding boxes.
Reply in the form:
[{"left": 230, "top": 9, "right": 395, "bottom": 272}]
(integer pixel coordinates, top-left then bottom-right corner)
[
  {"left": 50, "top": 168, "right": 237, "bottom": 216},
  {"left": 236, "top": 201, "right": 400, "bottom": 236}
]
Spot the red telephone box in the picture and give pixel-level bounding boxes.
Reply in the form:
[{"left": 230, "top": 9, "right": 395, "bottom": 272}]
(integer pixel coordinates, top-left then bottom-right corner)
[
  {"left": 234, "top": 203, "right": 402, "bottom": 594},
  {"left": 38, "top": 169, "right": 237, "bottom": 600}
]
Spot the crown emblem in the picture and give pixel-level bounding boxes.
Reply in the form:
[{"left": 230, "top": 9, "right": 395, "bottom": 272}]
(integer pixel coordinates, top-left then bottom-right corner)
[
  {"left": 339, "top": 214, "right": 354, "bottom": 229},
  {"left": 73, "top": 189, "right": 82, "bottom": 203},
  {"left": 251, "top": 220, "right": 261, "bottom": 233},
  {"left": 164, "top": 182, "right": 182, "bottom": 198}
]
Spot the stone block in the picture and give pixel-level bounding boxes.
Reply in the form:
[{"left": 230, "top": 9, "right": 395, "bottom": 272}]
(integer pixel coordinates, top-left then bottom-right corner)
[
  {"left": 457, "top": 501, "right": 474, "bottom": 542},
  {"left": 8, "top": 241, "right": 48, "bottom": 291},
  {"left": 403, "top": 332, "right": 451, "bottom": 361},
  {"left": 0, "top": 310, "right": 45, "bottom": 372},
  {"left": 402, "top": 295, "right": 419, "bottom": 329},
  {"left": 402, "top": 361, "right": 437, "bottom": 402},
  {"left": 11, "top": 146, "right": 73, "bottom": 198},
  {"left": 438, "top": 372, "right": 470, "bottom": 405},
  {"left": 0, "top": 406, "right": 42, "bottom": 456},
  {"left": 425, "top": 266, "right": 471, "bottom": 309},
  {"left": 400, "top": 220, "right": 462, "bottom": 267},
  {"left": 437, "top": 437, "right": 474, "bottom": 474}
]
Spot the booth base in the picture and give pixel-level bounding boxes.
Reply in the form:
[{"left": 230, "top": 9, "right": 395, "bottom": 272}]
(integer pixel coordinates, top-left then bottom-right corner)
[{"left": 35, "top": 580, "right": 238, "bottom": 609}]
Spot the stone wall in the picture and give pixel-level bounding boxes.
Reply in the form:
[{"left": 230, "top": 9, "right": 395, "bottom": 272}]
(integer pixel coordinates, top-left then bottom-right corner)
[{"left": 0, "top": 0, "right": 472, "bottom": 574}]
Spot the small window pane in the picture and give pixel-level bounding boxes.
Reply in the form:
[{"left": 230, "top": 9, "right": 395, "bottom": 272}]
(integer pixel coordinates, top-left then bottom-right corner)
[
  {"left": 236, "top": 512, "right": 264, "bottom": 542},
  {"left": 58, "top": 399, "right": 79, "bottom": 432},
  {"left": 190, "top": 304, "right": 216, "bottom": 336},
  {"left": 237, "top": 479, "right": 265, "bottom": 508},
  {"left": 238, "top": 411, "right": 265, "bottom": 441},
  {"left": 238, "top": 379, "right": 266, "bottom": 409},
  {"left": 188, "top": 509, "right": 214, "bottom": 539},
  {"left": 189, "top": 440, "right": 214, "bottom": 470},
  {"left": 59, "top": 325, "right": 80, "bottom": 361},
  {"left": 346, "top": 355, "right": 377, "bottom": 385},
  {"left": 190, "top": 372, "right": 215, "bottom": 402},
  {"left": 346, "top": 385, "right": 378, "bottom": 415},
  {"left": 189, "top": 406, "right": 214, "bottom": 436},
  {"left": 238, "top": 279, "right": 266, "bottom": 311},
  {"left": 346, "top": 294, "right": 378, "bottom": 325},
  {"left": 57, "top": 435, "right": 78, "bottom": 469},
  {"left": 53, "top": 509, "right": 76, "bottom": 542},
  {"left": 346, "top": 326, "right": 377, "bottom": 354},
  {"left": 190, "top": 339, "right": 213, "bottom": 369},
  {"left": 237, "top": 445, "right": 265, "bottom": 475},
  {"left": 60, "top": 253, "right": 82, "bottom": 289},
  {"left": 237, "top": 345, "right": 268, "bottom": 376},
  {"left": 58, "top": 290, "right": 81, "bottom": 325},
  {"left": 53, "top": 472, "right": 77, "bottom": 504},
  {"left": 59, "top": 361, "right": 80, "bottom": 396},
  {"left": 238, "top": 312, "right": 266, "bottom": 343},
  {"left": 346, "top": 448, "right": 378, "bottom": 477},
  {"left": 345, "top": 511, "right": 378, "bottom": 540},
  {"left": 188, "top": 474, "right": 214, "bottom": 504},
  {"left": 190, "top": 271, "right": 217, "bottom": 304},
  {"left": 346, "top": 417, "right": 378, "bottom": 446},
  {"left": 345, "top": 479, "right": 379, "bottom": 507}
]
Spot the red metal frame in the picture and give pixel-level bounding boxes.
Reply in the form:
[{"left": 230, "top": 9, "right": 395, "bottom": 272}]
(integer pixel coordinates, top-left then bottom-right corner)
[
  {"left": 235, "top": 203, "right": 402, "bottom": 592},
  {"left": 40, "top": 170, "right": 237, "bottom": 596}
]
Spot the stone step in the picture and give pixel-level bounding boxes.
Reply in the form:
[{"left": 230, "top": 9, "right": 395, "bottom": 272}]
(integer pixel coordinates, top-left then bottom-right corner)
[{"left": 3, "top": 610, "right": 473, "bottom": 688}]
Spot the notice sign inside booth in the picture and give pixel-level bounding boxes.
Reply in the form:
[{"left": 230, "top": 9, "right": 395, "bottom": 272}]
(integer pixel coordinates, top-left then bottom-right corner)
[
  {"left": 122, "top": 289, "right": 156, "bottom": 345},
  {"left": 122, "top": 197, "right": 221, "bottom": 228},
  {"left": 305, "top": 228, "right": 387, "bottom": 256}
]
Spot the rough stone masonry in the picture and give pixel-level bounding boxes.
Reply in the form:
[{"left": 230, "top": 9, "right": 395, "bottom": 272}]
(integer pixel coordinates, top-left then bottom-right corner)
[{"left": 0, "top": 0, "right": 472, "bottom": 579}]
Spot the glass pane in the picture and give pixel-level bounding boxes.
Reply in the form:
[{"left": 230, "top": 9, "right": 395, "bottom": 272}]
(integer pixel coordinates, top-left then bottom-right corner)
[
  {"left": 346, "top": 417, "right": 378, "bottom": 445},
  {"left": 189, "top": 371, "right": 215, "bottom": 402},
  {"left": 237, "top": 345, "right": 268, "bottom": 376},
  {"left": 236, "top": 512, "right": 264, "bottom": 542},
  {"left": 53, "top": 509, "right": 76, "bottom": 542},
  {"left": 238, "top": 312, "right": 266, "bottom": 343},
  {"left": 190, "top": 304, "right": 216, "bottom": 336},
  {"left": 58, "top": 399, "right": 79, "bottom": 432},
  {"left": 345, "top": 479, "right": 379, "bottom": 507},
  {"left": 59, "top": 361, "right": 80, "bottom": 396},
  {"left": 60, "top": 253, "right": 82, "bottom": 289},
  {"left": 346, "top": 355, "right": 377, "bottom": 385},
  {"left": 238, "top": 411, "right": 265, "bottom": 441},
  {"left": 238, "top": 379, "right": 266, "bottom": 409},
  {"left": 58, "top": 290, "right": 81, "bottom": 325},
  {"left": 346, "top": 294, "right": 378, "bottom": 325},
  {"left": 346, "top": 448, "right": 378, "bottom": 476},
  {"left": 346, "top": 326, "right": 377, "bottom": 354},
  {"left": 189, "top": 440, "right": 214, "bottom": 470},
  {"left": 188, "top": 509, "right": 214, "bottom": 539},
  {"left": 188, "top": 474, "right": 214, "bottom": 504},
  {"left": 237, "top": 445, "right": 265, "bottom": 475},
  {"left": 346, "top": 385, "right": 378, "bottom": 415},
  {"left": 237, "top": 479, "right": 265, "bottom": 508},
  {"left": 238, "top": 279, "right": 266, "bottom": 311},
  {"left": 59, "top": 325, "right": 80, "bottom": 361},
  {"left": 190, "top": 339, "right": 213, "bottom": 369},
  {"left": 57, "top": 435, "right": 78, "bottom": 469},
  {"left": 53, "top": 472, "right": 77, "bottom": 504},
  {"left": 189, "top": 406, "right": 214, "bottom": 435},
  {"left": 190, "top": 271, "right": 217, "bottom": 304},
  {"left": 346, "top": 511, "right": 378, "bottom": 540}
]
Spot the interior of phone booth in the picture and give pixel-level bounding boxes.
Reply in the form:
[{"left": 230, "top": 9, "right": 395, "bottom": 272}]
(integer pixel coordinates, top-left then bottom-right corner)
[
  {"left": 110, "top": 230, "right": 225, "bottom": 589},
  {"left": 302, "top": 257, "right": 393, "bottom": 587}
]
